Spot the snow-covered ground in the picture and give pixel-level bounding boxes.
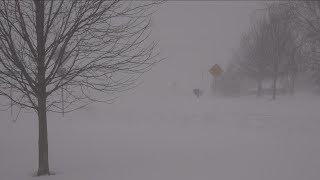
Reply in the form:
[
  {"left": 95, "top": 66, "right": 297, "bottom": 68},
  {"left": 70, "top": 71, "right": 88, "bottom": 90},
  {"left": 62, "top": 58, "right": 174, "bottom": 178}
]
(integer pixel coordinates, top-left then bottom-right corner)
[{"left": 1, "top": 93, "right": 320, "bottom": 180}]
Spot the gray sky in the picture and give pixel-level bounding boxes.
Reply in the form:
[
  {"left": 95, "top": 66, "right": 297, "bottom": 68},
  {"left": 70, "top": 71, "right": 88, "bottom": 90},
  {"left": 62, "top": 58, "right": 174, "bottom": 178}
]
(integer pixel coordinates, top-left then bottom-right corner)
[{"left": 132, "top": 1, "right": 263, "bottom": 97}]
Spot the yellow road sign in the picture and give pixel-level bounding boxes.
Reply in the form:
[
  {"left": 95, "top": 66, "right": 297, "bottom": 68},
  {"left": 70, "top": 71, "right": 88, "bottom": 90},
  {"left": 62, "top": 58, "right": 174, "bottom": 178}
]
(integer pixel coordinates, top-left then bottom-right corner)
[{"left": 209, "top": 64, "right": 223, "bottom": 78}]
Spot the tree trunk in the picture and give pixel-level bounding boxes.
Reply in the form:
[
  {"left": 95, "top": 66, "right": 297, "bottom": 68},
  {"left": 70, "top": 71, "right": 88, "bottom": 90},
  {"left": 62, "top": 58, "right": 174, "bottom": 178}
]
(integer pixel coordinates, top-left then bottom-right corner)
[
  {"left": 272, "top": 70, "right": 278, "bottom": 100},
  {"left": 257, "top": 78, "right": 262, "bottom": 97},
  {"left": 35, "top": 0, "right": 49, "bottom": 175},
  {"left": 36, "top": 96, "right": 50, "bottom": 176},
  {"left": 290, "top": 72, "right": 297, "bottom": 95}
]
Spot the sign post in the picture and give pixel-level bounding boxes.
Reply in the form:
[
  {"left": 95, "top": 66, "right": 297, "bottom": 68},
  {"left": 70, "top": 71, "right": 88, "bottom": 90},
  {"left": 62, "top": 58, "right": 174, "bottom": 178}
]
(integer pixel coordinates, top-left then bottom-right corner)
[{"left": 209, "top": 64, "right": 223, "bottom": 95}]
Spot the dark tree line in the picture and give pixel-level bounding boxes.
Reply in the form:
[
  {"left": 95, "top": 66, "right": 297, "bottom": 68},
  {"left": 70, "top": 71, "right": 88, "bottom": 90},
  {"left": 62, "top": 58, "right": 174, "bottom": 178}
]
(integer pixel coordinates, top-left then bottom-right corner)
[{"left": 226, "top": 1, "right": 320, "bottom": 99}]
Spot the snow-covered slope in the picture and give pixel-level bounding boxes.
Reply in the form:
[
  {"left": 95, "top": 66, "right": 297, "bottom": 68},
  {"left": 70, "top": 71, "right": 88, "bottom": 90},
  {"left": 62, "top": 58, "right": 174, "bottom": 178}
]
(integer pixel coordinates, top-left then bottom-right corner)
[{"left": 1, "top": 93, "right": 320, "bottom": 180}]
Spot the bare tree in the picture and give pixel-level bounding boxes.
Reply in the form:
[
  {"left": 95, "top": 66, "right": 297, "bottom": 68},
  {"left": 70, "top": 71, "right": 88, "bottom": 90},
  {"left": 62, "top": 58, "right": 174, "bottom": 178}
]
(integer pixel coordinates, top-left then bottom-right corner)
[
  {"left": 237, "top": 8, "right": 278, "bottom": 97},
  {"left": 288, "top": 1, "right": 320, "bottom": 88},
  {"left": 261, "top": 3, "right": 294, "bottom": 100},
  {"left": 235, "top": 2, "right": 301, "bottom": 98},
  {"left": 276, "top": 2, "right": 307, "bottom": 95},
  {"left": 281, "top": 29, "right": 304, "bottom": 95},
  {"left": 236, "top": 17, "right": 272, "bottom": 97},
  {"left": 0, "top": 0, "right": 162, "bottom": 176}
]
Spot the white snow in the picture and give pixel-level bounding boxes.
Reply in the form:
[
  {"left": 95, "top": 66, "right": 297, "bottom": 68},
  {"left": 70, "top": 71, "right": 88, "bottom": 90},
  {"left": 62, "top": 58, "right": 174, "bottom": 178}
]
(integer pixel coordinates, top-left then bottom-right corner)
[{"left": 1, "top": 93, "right": 320, "bottom": 180}]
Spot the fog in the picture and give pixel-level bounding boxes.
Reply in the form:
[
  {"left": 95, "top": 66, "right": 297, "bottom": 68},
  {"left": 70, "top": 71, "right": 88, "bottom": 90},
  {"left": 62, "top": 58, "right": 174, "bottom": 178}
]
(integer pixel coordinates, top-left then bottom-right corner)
[
  {"left": 136, "top": 1, "right": 262, "bottom": 97},
  {"left": 1, "top": 1, "right": 320, "bottom": 180}
]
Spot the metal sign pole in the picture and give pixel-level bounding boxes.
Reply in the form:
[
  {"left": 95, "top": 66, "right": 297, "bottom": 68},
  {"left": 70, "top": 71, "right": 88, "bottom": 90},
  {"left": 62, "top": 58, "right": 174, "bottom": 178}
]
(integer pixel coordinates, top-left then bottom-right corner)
[
  {"left": 209, "top": 64, "right": 223, "bottom": 96},
  {"left": 214, "top": 77, "right": 217, "bottom": 95}
]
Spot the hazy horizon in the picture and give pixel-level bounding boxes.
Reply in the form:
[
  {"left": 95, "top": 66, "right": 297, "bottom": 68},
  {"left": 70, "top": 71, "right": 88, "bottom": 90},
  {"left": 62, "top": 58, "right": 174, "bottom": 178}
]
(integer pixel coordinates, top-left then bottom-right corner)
[{"left": 133, "top": 1, "right": 262, "bottom": 97}]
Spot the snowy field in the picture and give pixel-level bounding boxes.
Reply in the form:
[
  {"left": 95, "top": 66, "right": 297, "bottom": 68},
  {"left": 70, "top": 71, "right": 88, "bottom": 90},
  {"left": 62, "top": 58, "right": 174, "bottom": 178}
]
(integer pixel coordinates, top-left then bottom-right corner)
[{"left": 1, "top": 93, "right": 320, "bottom": 180}]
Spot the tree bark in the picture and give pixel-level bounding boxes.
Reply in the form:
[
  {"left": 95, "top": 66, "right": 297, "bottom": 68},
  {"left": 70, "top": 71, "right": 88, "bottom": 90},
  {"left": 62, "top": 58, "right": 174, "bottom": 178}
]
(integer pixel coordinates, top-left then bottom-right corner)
[
  {"left": 34, "top": 0, "right": 50, "bottom": 176},
  {"left": 36, "top": 96, "right": 50, "bottom": 176}
]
